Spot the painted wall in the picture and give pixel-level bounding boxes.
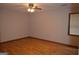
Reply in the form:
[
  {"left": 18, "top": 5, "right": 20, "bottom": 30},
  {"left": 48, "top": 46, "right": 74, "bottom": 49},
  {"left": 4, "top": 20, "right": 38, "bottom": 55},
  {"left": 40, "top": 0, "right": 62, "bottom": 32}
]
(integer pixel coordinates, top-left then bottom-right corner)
[
  {"left": 0, "top": 9, "right": 2, "bottom": 42},
  {"left": 0, "top": 4, "right": 79, "bottom": 47},
  {"left": 0, "top": 8, "right": 28, "bottom": 42},
  {"left": 29, "top": 4, "right": 79, "bottom": 46}
]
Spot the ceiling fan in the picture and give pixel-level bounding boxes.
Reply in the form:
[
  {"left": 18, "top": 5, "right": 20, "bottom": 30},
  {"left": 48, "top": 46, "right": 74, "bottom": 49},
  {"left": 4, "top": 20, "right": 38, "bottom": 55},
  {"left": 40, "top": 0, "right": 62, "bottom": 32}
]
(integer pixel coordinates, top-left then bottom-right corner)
[
  {"left": 27, "top": 3, "right": 42, "bottom": 12},
  {"left": 1, "top": 3, "right": 42, "bottom": 13}
]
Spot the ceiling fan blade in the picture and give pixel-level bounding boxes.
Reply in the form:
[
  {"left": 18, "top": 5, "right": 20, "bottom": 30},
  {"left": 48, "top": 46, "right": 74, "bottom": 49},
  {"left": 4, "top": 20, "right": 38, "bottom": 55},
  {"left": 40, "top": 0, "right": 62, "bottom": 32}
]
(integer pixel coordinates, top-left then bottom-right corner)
[{"left": 34, "top": 6, "right": 42, "bottom": 10}]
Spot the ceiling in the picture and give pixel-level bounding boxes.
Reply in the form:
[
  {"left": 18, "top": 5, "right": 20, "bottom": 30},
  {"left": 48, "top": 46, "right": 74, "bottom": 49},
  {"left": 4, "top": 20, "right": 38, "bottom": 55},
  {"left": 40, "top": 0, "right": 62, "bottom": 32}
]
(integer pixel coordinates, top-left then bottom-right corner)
[
  {"left": 0, "top": 3, "right": 70, "bottom": 12},
  {"left": 0, "top": 3, "right": 27, "bottom": 12}
]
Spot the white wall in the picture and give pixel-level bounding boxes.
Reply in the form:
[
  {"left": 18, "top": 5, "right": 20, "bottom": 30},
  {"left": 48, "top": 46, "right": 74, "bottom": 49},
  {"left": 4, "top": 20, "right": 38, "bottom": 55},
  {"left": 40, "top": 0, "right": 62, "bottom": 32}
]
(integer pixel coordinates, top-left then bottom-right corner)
[
  {"left": 0, "top": 4, "right": 79, "bottom": 47},
  {"left": 0, "top": 9, "right": 1, "bottom": 42},
  {"left": 29, "top": 4, "right": 79, "bottom": 46},
  {"left": 0, "top": 8, "right": 28, "bottom": 42}
]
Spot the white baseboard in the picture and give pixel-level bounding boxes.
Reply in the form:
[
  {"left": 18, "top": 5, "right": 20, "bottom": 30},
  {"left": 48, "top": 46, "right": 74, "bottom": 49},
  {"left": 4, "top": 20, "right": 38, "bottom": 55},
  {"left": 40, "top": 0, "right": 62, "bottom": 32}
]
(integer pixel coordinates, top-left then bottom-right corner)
[{"left": 0, "top": 35, "right": 28, "bottom": 43}]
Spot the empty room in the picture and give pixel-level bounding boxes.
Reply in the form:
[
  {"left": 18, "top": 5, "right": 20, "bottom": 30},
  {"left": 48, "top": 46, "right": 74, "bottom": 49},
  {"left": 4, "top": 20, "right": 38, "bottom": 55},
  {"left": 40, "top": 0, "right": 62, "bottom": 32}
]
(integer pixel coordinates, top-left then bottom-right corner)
[{"left": 0, "top": 3, "right": 79, "bottom": 55}]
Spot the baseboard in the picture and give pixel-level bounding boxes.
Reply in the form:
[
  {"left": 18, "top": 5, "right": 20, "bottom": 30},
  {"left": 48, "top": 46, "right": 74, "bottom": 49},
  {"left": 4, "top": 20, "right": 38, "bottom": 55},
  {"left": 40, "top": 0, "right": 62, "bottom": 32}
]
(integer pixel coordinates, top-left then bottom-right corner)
[
  {"left": 1, "top": 36, "right": 78, "bottom": 49},
  {"left": 27, "top": 36, "right": 78, "bottom": 49},
  {"left": 0, "top": 36, "right": 28, "bottom": 44}
]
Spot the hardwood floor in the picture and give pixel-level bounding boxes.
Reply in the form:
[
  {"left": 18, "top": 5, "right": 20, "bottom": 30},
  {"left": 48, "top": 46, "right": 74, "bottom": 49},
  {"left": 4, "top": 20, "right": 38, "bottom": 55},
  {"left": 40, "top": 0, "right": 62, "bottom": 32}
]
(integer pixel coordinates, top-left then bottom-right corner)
[{"left": 1, "top": 37, "right": 78, "bottom": 55}]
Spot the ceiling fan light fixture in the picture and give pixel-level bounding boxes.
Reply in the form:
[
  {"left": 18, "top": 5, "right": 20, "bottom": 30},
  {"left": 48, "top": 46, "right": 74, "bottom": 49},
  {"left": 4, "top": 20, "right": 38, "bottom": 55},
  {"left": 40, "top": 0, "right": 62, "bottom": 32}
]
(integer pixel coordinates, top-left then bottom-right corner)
[
  {"left": 27, "top": 8, "right": 31, "bottom": 12},
  {"left": 27, "top": 3, "right": 41, "bottom": 13},
  {"left": 27, "top": 8, "right": 35, "bottom": 13}
]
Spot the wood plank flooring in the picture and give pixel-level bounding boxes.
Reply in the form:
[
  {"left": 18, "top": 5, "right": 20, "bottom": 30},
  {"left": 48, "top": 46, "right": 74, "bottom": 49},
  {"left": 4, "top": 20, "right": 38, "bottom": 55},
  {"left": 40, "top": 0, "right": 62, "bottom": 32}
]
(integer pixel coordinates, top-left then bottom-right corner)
[{"left": 1, "top": 37, "right": 78, "bottom": 55}]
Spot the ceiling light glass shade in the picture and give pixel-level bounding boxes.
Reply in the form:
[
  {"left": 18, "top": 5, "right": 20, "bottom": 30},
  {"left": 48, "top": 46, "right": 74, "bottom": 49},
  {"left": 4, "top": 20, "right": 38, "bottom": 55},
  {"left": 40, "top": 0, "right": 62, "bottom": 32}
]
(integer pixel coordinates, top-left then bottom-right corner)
[
  {"left": 30, "top": 9, "right": 35, "bottom": 13},
  {"left": 27, "top": 8, "right": 31, "bottom": 12}
]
